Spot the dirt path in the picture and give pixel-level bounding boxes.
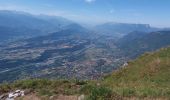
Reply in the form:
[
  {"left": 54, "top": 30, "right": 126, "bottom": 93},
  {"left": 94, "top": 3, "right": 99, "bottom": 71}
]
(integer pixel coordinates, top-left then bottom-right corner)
[
  {"left": 55, "top": 94, "right": 78, "bottom": 100},
  {"left": 16, "top": 94, "right": 41, "bottom": 100}
]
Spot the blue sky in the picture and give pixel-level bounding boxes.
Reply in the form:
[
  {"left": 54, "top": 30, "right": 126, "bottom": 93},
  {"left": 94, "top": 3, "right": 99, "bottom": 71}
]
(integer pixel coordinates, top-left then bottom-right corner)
[{"left": 0, "top": 0, "right": 170, "bottom": 27}]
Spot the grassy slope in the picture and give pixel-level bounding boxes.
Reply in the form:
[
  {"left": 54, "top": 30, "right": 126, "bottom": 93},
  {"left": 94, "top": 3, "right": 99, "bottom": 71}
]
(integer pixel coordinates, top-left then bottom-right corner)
[
  {"left": 0, "top": 47, "right": 170, "bottom": 99},
  {"left": 103, "top": 47, "right": 170, "bottom": 97}
]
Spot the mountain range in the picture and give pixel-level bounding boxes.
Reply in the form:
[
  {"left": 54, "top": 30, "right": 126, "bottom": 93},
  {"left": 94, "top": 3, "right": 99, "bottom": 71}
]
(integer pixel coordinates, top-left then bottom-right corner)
[
  {"left": 0, "top": 10, "right": 170, "bottom": 82},
  {"left": 0, "top": 10, "right": 72, "bottom": 42},
  {"left": 94, "top": 22, "right": 159, "bottom": 38}
]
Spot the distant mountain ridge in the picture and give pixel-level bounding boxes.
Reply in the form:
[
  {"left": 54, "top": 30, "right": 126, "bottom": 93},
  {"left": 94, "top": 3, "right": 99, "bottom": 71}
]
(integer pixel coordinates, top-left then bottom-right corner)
[
  {"left": 95, "top": 22, "right": 159, "bottom": 38},
  {"left": 0, "top": 10, "right": 166, "bottom": 42},
  {"left": 0, "top": 10, "right": 73, "bottom": 42},
  {"left": 0, "top": 10, "right": 72, "bottom": 31}
]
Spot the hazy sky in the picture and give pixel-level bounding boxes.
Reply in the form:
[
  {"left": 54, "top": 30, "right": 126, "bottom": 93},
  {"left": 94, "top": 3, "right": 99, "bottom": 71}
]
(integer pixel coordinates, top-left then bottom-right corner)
[{"left": 0, "top": 0, "right": 170, "bottom": 27}]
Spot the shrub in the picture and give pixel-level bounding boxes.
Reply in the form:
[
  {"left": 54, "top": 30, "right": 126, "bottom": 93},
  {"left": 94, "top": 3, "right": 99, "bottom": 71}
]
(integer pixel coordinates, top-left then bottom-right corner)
[
  {"left": 75, "top": 80, "right": 87, "bottom": 85},
  {"left": 87, "top": 86, "right": 112, "bottom": 100},
  {"left": 0, "top": 83, "right": 11, "bottom": 93},
  {"left": 80, "top": 84, "right": 96, "bottom": 94}
]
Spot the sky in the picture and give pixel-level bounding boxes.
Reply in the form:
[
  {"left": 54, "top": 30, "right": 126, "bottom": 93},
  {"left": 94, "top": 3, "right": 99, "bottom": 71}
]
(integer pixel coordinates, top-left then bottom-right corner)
[{"left": 0, "top": 0, "right": 170, "bottom": 27}]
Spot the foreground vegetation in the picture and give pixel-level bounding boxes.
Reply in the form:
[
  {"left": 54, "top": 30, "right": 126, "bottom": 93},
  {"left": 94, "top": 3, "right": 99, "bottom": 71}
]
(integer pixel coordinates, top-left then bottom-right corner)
[
  {"left": 0, "top": 47, "right": 170, "bottom": 99},
  {"left": 103, "top": 47, "right": 170, "bottom": 98}
]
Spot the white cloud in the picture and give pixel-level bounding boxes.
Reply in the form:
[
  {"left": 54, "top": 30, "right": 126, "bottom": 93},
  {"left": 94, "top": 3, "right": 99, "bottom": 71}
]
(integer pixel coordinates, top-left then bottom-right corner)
[{"left": 85, "top": 0, "right": 96, "bottom": 3}]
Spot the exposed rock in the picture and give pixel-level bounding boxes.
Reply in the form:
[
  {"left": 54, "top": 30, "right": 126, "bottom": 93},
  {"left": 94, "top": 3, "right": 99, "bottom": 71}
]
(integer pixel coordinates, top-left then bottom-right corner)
[
  {"left": 6, "top": 90, "right": 25, "bottom": 100},
  {"left": 0, "top": 93, "right": 8, "bottom": 100},
  {"left": 78, "top": 94, "right": 85, "bottom": 100},
  {"left": 49, "top": 95, "right": 54, "bottom": 100}
]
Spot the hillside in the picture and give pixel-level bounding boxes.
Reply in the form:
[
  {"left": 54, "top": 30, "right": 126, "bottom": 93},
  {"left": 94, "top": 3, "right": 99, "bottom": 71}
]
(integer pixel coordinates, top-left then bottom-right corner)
[
  {"left": 104, "top": 47, "right": 170, "bottom": 98},
  {"left": 0, "top": 47, "right": 170, "bottom": 100},
  {"left": 0, "top": 26, "right": 42, "bottom": 42},
  {"left": 117, "top": 31, "right": 170, "bottom": 58}
]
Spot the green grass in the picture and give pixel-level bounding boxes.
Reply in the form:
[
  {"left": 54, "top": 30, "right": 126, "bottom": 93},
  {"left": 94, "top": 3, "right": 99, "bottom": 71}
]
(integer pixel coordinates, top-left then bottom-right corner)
[
  {"left": 103, "top": 47, "right": 170, "bottom": 98},
  {"left": 0, "top": 47, "right": 170, "bottom": 99},
  {"left": 0, "top": 79, "right": 87, "bottom": 95}
]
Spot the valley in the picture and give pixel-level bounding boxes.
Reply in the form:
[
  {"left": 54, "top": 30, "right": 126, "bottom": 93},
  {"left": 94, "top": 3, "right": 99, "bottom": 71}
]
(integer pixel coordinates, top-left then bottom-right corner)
[
  {"left": 1, "top": 29, "right": 170, "bottom": 82},
  {"left": 0, "top": 10, "right": 170, "bottom": 83},
  {"left": 0, "top": 28, "right": 126, "bottom": 82}
]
